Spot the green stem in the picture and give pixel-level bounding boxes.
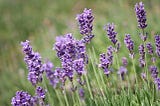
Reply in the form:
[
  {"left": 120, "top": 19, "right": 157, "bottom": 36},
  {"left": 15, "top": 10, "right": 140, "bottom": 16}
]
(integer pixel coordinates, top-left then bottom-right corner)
[
  {"left": 64, "top": 90, "right": 69, "bottom": 106},
  {"left": 42, "top": 75, "right": 54, "bottom": 105}
]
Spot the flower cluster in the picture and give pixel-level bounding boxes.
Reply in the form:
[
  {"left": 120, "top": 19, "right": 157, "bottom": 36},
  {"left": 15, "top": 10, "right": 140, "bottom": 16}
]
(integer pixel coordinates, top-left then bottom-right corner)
[
  {"left": 99, "top": 46, "right": 114, "bottom": 76},
  {"left": 54, "top": 33, "right": 87, "bottom": 84},
  {"left": 135, "top": 2, "right": 147, "bottom": 29},
  {"left": 149, "top": 66, "right": 158, "bottom": 79},
  {"left": 36, "top": 86, "right": 46, "bottom": 100},
  {"left": 105, "top": 23, "right": 118, "bottom": 45},
  {"left": 11, "top": 86, "right": 46, "bottom": 106},
  {"left": 155, "top": 78, "right": 160, "bottom": 90},
  {"left": 11, "top": 91, "right": 34, "bottom": 106},
  {"left": 146, "top": 42, "right": 154, "bottom": 55},
  {"left": 117, "top": 57, "right": 128, "bottom": 80},
  {"left": 76, "top": 8, "right": 94, "bottom": 36},
  {"left": 21, "top": 40, "right": 43, "bottom": 86},
  {"left": 118, "top": 66, "right": 127, "bottom": 80},
  {"left": 124, "top": 34, "right": 134, "bottom": 58},
  {"left": 138, "top": 44, "right": 145, "bottom": 67},
  {"left": 76, "top": 8, "right": 94, "bottom": 43},
  {"left": 155, "top": 35, "right": 160, "bottom": 57}
]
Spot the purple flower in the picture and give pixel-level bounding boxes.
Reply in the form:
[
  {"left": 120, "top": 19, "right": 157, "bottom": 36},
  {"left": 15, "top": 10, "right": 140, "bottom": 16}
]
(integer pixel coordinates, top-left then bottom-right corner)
[
  {"left": 54, "top": 33, "right": 87, "bottom": 83},
  {"left": 42, "top": 61, "right": 59, "bottom": 88},
  {"left": 146, "top": 42, "right": 154, "bottom": 55},
  {"left": 154, "top": 78, "right": 160, "bottom": 90},
  {"left": 135, "top": 2, "right": 147, "bottom": 29},
  {"left": 21, "top": 40, "right": 43, "bottom": 86},
  {"left": 141, "top": 72, "right": 146, "bottom": 80},
  {"left": 79, "top": 88, "right": 85, "bottom": 100},
  {"left": 122, "top": 57, "right": 128, "bottom": 67},
  {"left": 99, "top": 46, "right": 114, "bottom": 76},
  {"left": 76, "top": 8, "right": 94, "bottom": 36},
  {"left": 36, "top": 86, "right": 46, "bottom": 99},
  {"left": 124, "top": 34, "right": 134, "bottom": 58},
  {"left": 73, "top": 58, "right": 85, "bottom": 76},
  {"left": 140, "top": 33, "right": 147, "bottom": 41},
  {"left": 104, "top": 23, "right": 118, "bottom": 45},
  {"left": 138, "top": 44, "right": 145, "bottom": 67},
  {"left": 11, "top": 91, "right": 35, "bottom": 106},
  {"left": 81, "top": 34, "right": 94, "bottom": 44},
  {"left": 149, "top": 66, "right": 158, "bottom": 79},
  {"left": 54, "top": 67, "right": 66, "bottom": 88},
  {"left": 151, "top": 57, "right": 156, "bottom": 63},
  {"left": 155, "top": 35, "right": 160, "bottom": 57},
  {"left": 117, "top": 66, "right": 127, "bottom": 80}
]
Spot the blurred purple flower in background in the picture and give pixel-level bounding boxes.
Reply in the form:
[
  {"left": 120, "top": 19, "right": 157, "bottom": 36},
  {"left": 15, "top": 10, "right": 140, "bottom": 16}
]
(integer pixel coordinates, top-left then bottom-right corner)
[
  {"left": 122, "top": 57, "right": 128, "bottom": 67},
  {"left": 135, "top": 2, "right": 147, "bottom": 29},
  {"left": 139, "top": 44, "right": 145, "bottom": 67},
  {"left": 149, "top": 65, "right": 158, "bottom": 79},
  {"left": 155, "top": 35, "right": 160, "bottom": 57},
  {"left": 124, "top": 34, "right": 134, "bottom": 58},
  {"left": 117, "top": 66, "right": 127, "bottom": 80},
  {"left": 146, "top": 42, "right": 154, "bottom": 55},
  {"left": 21, "top": 40, "right": 43, "bottom": 86}
]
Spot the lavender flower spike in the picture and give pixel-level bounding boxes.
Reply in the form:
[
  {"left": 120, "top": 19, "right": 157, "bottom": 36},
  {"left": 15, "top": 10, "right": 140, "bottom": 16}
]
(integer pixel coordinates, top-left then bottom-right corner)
[
  {"left": 105, "top": 23, "right": 118, "bottom": 45},
  {"left": 21, "top": 40, "right": 43, "bottom": 86},
  {"left": 43, "top": 61, "right": 59, "bottom": 88},
  {"left": 155, "top": 78, "right": 160, "bottom": 90},
  {"left": 149, "top": 65, "right": 158, "bottom": 79},
  {"left": 124, "top": 34, "right": 134, "bottom": 58},
  {"left": 76, "top": 8, "right": 94, "bottom": 36},
  {"left": 118, "top": 66, "right": 127, "bottom": 80},
  {"left": 139, "top": 44, "right": 145, "bottom": 67},
  {"left": 155, "top": 35, "right": 160, "bottom": 57},
  {"left": 99, "top": 46, "right": 114, "bottom": 76},
  {"left": 11, "top": 91, "right": 35, "bottom": 106},
  {"left": 135, "top": 2, "right": 147, "bottom": 29},
  {"left": 146, "top": 42, "right": 154, "bottom": 55},
  {"left": 76, "top": 8, "right": 94, "bottom": 43},
  {"left": 36, "top": 86, "right": 46, "bottom": 99}
]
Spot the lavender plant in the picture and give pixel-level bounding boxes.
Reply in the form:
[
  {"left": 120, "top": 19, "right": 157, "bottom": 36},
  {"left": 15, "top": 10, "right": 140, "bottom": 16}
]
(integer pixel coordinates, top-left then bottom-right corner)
[{"left": 11, "top": 2, "right": 160, "bottom": 106}]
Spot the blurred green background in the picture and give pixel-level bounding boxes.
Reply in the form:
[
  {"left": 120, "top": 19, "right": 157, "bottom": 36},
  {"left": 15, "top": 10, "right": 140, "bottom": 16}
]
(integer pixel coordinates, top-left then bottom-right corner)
[{"left": 1, "top": 0, "right": 160, "bottom": 105}]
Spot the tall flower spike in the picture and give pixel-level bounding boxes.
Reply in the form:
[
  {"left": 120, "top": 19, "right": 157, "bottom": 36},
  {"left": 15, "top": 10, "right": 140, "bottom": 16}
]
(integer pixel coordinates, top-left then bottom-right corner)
[
  {"left": 76, "top": 8, "right": 94, "bottom": 36},
  {"left": 36, "top": 86, "right": 46, "bottom": 99},
  {"left": 139, "top": 44, "right": 145, "bottom": 67},
  {"left": 135, "top": 2, "right": 147, "bottom": 29},
  {"left": 21, "top": 40, "right": 43, "bottom": 86},
  {"left": 43, "top": 61, "right": 59, "bottom": 88},
  {"left": 155, "top": 78, "right": 160, "bottom": 90},
  {"left": 11, "top": 91, "right": 36, "bottom": 106},
  {"left": 54, "top": 33, "right": 87, "bottom": 84},
  {"left": 99, "top": 46, "right": 114, "bottom": 76},
  {"left": 155, "top": 35, "right": 160, "bottom": 57},
  {"left": 122, "top": 57, "right": 128, "bottom": 67},
  {"left": 105, "top": 23, "right": 118, "bottom": 45},
  {"left": 76, "top": 8, "right": 94, "bottom": 43},
  {"left": 146, "top": 42, "right": 154, "bottom": 55},
  {"left": 124, "top": 34, "right": 134, "bottom": 58},
  {"left": 117, "top": 66, "right": 127, "bottom": 80},
  {"left": 149, "top": 65, "right": 158, "bottom": 79}
]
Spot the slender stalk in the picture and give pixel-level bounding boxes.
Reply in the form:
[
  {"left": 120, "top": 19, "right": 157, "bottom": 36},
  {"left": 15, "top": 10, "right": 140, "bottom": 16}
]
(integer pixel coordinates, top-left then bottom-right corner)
[
  {"left": 132, "top": 58, "right": 138, "bottom": 87},
  {"left": 64, "top": 90, "right": 69, "bottom": 106},
  {"left": 42, "top": 75, "right": 54, "bottom": 105}
]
